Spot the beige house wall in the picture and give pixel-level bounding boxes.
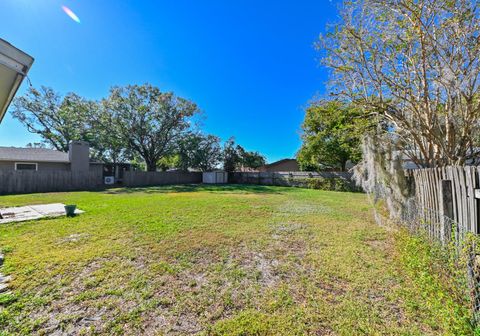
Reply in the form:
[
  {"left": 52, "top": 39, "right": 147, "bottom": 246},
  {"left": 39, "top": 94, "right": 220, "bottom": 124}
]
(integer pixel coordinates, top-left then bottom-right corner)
[
  {"left": 0, "top": 161, "right": 70, "bottom": 171},
  {"left": 0, "top": 161, "right": 105, "bottom": 173}
]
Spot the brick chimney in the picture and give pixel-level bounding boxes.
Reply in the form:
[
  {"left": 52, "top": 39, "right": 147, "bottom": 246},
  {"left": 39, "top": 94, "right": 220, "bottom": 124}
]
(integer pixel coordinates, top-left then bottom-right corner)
[{"left": 69, "top": 141, "right": 90, "bottom": 173}]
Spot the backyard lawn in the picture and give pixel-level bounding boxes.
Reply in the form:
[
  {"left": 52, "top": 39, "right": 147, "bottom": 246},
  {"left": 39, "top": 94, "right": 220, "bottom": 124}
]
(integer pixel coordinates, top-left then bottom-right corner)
[{"left": 0, "top": 185, "right": 473, "bottom": 335}]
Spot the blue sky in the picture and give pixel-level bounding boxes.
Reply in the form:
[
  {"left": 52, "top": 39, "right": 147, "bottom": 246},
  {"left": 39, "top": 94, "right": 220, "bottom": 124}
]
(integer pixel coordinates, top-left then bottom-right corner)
[{"left": 0, "top": 0, "right": 339, "bottom": 163}]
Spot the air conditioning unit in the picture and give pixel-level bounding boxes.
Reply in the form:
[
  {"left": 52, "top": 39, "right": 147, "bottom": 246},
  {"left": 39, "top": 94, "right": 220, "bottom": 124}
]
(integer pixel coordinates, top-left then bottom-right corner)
[{"left": 104, "top": 176, "right": 115, "bottom": 185}]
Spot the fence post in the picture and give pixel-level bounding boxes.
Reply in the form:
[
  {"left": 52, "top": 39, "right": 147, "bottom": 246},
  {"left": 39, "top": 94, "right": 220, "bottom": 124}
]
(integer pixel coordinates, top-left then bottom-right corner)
[{"left": 441, "top": 180, "right": 454, "bottom": 243}]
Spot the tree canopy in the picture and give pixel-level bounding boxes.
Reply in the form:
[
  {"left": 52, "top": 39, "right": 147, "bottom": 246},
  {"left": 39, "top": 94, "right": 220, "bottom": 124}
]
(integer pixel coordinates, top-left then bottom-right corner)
[
  {"left": 222, "top": 137, "right": 240, "bottom": 172},
  {"left": 177, "top": 132, "right": 222, "bottom": 171},
  {"left": 321, "top": 0, "right": 480, "bottom": 168},
  {"left": 297, "top": 100, "right": 364, "bottom": 171},
  {"left": 12, "top": 86, "right": 94, "bottom": 152},
  {"left": 103, "top": 84, "right": 200, "bottom": 171},
  {"left": 222, "top": 137, "right": 266, "bottom": 172},
  {"left": 317, "top": 0, "right": 480, "bottom": 219},
  {"left": 237, "top": 146, "right": 266, "bottom": 171},
  {"left": 12, "top": 84, "right": 265, "bottom": 173}
]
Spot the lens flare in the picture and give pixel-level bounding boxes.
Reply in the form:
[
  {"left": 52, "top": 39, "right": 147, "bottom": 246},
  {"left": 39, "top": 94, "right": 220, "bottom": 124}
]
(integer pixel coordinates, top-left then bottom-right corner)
[{"left": 62, "top": 5, "right": 80, "bottom": 23}]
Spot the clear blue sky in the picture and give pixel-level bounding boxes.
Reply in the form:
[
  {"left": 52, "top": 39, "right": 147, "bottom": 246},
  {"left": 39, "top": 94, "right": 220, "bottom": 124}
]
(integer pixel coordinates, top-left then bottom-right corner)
[{"left": 0, "top": 0, "right": 339, "bottom": 163}]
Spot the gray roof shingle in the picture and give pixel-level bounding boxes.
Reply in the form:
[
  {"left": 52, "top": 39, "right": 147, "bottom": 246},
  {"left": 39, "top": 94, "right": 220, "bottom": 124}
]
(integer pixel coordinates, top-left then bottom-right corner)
[{"left": 0, "top": 147, "right": 69, "bottom": 163}]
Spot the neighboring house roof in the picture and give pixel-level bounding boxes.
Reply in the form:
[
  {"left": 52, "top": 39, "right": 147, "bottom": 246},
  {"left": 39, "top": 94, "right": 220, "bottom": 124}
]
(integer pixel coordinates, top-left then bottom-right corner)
[
  {"left": 0, "top": 147, "right": 69, "bottom": 163},
  {"left": 257, "top": 158, "right": 300, "bottom": 172},
  {"left": 262, "top": 158, "right": 297, "bottom": 168}
]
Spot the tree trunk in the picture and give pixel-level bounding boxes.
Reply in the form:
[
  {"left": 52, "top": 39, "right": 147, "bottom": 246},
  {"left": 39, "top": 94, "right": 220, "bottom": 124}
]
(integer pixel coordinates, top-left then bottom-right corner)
[{"left": 146, "top": 161, "right": 157, "bottom": 172}]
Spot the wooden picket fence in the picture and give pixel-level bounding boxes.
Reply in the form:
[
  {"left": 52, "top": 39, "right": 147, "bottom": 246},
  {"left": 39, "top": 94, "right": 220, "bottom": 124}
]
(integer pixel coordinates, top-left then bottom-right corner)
[
  {"left": 123, "top": 171, "right": 202, "bottom": 187},
  {"left": 410, "top": 166, "right": 480, "bottom": 242},
  {"left": 409, "top": 166, "right": 480, "bottom": 324}
]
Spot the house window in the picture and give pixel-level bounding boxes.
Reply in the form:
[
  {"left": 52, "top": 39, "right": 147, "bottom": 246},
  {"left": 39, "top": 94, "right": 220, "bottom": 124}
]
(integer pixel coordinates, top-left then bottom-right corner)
[{"left": 15, "top": 162, "right": 38, "bottom": 171}]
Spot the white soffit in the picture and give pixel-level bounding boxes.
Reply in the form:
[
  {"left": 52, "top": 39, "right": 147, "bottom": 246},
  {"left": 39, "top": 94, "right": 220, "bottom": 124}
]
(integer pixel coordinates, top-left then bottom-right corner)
[{"left": 0, "top": 39, "right": 34, "bottom": 123}]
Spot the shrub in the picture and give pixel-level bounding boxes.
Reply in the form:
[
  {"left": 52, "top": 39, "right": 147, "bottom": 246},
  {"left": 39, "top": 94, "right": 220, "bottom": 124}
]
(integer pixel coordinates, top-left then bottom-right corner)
[{"left": 301, "top": 177, "right": 359, "bottom": 192}]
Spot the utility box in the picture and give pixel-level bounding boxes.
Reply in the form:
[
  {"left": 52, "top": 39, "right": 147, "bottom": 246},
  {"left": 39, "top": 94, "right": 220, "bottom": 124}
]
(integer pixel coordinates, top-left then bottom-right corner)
[{"left": 203, "top": 171, "right": 228, "bottom": 184}]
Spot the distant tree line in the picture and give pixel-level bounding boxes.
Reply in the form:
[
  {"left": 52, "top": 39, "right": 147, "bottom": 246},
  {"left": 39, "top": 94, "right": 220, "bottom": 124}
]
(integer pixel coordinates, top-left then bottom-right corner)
[{"left": 12, "top": 84, "right": 266, "bottom": 172}]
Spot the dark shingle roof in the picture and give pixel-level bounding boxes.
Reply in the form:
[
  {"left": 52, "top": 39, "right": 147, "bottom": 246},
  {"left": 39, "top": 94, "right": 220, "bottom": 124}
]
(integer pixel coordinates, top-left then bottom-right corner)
[
  {"left": 0, "top": 147, "right": 69, "bottom": 163},
  {"left": 264, "top": 158, "right": 297, "bottom": 167}
]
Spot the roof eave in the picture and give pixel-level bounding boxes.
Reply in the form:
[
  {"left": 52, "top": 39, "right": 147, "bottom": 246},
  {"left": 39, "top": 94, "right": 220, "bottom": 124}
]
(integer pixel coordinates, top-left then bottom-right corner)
[{"left": 0, "top": 39, "right": 34, "bottom": 123}]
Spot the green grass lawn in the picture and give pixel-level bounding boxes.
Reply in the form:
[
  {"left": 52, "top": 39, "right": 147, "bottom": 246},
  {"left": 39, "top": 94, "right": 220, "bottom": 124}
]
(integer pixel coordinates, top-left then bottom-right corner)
[{"left": 0, "top": 185, "right": 473, "bottom": 335}]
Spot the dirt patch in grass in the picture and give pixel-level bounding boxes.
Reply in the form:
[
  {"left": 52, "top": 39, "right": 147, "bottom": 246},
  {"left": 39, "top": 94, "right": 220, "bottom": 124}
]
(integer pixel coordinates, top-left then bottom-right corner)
[
  {"left": 276, "top": 201, "right": 332, "bottom": 215},
  {"left": 57, "top": 233, "right": 91, "bottom": 244},
  {"left": 364, "top": 238, "right": 388, "bottom": 250},
  {"left": 20, "top": 218, "right": 315, "bottom": 335},
  {"left": 20, "top": 240, "right": 301, "bottom": 334}
]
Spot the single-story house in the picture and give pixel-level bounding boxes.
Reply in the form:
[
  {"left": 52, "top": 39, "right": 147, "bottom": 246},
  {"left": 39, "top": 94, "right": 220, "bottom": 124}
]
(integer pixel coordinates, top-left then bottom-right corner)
[
  {"left": 0, "top": 141, "right": 91, "bottom": 172},
  {"left": 258, "top": 159, "right": 300, "bottom": 172},
  {"left": 0, "top": 141, "right": 130, "bottom": 182}
]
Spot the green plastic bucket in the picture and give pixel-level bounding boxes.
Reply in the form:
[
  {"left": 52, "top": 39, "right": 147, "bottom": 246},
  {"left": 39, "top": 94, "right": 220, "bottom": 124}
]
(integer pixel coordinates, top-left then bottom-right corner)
[{"left": 64, "top": 205, "right": 77, "bottom": 217}]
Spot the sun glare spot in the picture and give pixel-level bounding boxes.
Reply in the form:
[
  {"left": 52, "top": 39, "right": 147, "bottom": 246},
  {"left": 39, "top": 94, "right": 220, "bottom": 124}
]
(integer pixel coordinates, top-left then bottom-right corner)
[{"left": 62, "top": 5, "right": 81, "bottom": 23}]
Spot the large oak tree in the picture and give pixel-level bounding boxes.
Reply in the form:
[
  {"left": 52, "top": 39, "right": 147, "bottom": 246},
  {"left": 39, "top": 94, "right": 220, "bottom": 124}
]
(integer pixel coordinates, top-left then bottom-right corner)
[
  {"left": 104, "top": 84, "right": 199, "bottom": 171},
  {"left": 12, "top": 86, "right": 94, "bottom": 152}
]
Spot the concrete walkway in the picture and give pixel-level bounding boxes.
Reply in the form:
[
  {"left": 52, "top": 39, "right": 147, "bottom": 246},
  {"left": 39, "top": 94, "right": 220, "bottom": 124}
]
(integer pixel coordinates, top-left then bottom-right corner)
[{"left": 0, "top": 203, "right": 84, "bottom": 224}]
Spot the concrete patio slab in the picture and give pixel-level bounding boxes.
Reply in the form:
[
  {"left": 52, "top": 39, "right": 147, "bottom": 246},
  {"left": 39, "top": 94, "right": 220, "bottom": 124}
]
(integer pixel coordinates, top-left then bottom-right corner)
[{"left": 0, "top": 203, "right": 84, "bottom": 224}]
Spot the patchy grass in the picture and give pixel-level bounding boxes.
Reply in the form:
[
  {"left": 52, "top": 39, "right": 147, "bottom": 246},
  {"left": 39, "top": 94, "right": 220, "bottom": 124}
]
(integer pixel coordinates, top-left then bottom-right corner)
[
  {"left": 393, "top": 230, "right": 474, "bottom": 335},
  {"left": 0, "top": 185, "right": 474, "bottom": 335}
]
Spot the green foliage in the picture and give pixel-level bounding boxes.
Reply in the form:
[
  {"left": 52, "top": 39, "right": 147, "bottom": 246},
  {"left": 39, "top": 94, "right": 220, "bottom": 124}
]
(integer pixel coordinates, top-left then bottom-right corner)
[
  {"left": 305, "top": 177, "right": 358, "bottom": 192},
  {"left": 237, "top": 146, "right": 266, "bottom": 170},
  {"left": 285, "top": 177, "right": 359, "bottom": 192},
  {"left": 320, "top": 0, "right": 480, "bottom": 167},
  {"left": 157, "top": 154, "right": 181, "bottom": 171},
  {"left": 297, "top": 100, "right": 366, "bottom": 172},
  {"left": 222, "top": 137, "right": 266, "bottom": 172},
  {"left": 12, "top": 86, "right": 95, "bottom": 152},
  {"left": 222, "top": 137, "right": 239, "bottom": 172},
  {"left": 88, "top": 103, "right": 133, "bottom": 164},
  {"left": 25, "top": 142, "right": 46, "bottom": 149},
  {"left": 177, "top": 132, "right": 222, "bottom": 171},
  {"left": 13, "top": 85, "right": 262, "bottom": 174},
  {"left": 103, "top": 84, "right": 200, "bottom": 171},
  {"left": 12, "top": 84, "right": 201, "bottom": 171},
  {"left": 0, "top": 294, "right": 16, "bottom": 306}
]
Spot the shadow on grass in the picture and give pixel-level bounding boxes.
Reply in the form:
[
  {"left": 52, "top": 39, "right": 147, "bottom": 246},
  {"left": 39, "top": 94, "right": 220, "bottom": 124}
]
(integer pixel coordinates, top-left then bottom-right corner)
[{"left": 103, "top": 184, "right": 284, "bottom": 195}]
